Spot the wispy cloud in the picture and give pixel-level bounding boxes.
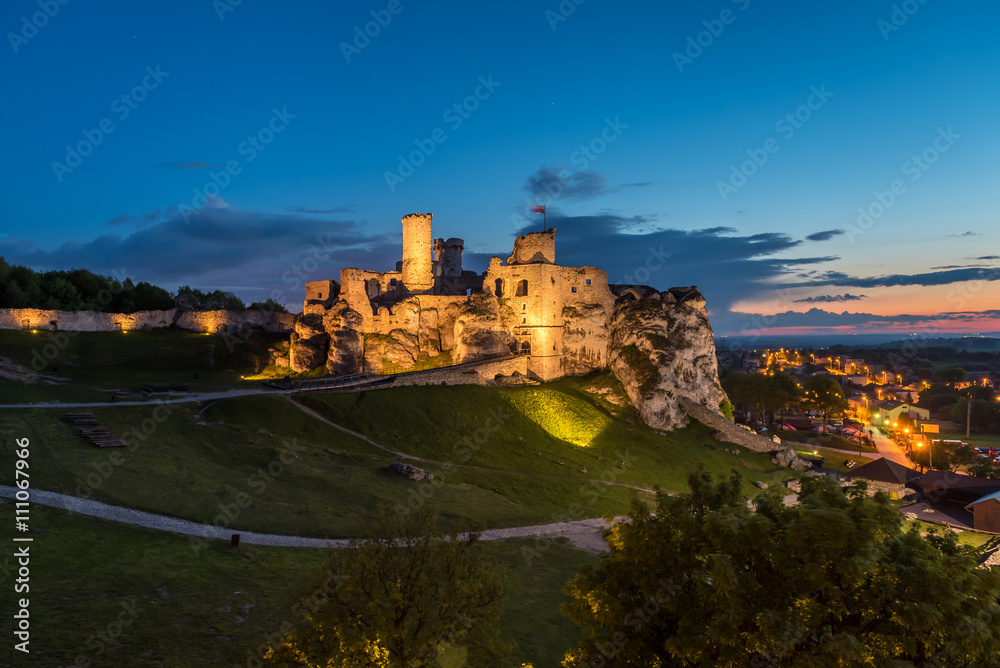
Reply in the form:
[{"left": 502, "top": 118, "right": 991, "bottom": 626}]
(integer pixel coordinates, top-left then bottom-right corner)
[
  {"left": 794, "top": 293, "right": 867, "bottom": 303},
  {"left": 948, "top": 231, "right": 983, "bottom": 238},
  {"left": 789, "top": 266, "right": 1000, "bottom": 289},
  {"left": 805, "top": 229, "right": 845, "bottom": 242},
  {"left": 525, "top": 166, "right": 611, "bottom": 201},
  {"left": 286, "top": 205, "right": 357, "bottom": 215},
  {"left": 106, "top": 208, "right": 178, "bottom": 228}
]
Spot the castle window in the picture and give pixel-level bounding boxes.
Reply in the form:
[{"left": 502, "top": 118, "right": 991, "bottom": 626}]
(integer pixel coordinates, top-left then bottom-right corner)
[
  {"left": 571, "top": 287, "right": 577, "bottom": 293},
  {"left": 495, "top": 278, "right": 504, "bottom": 296},
  {"left": 521, "top": 341, "right": 531, "bottom": 355},
  {"left": 586, "top": 279, "right": 592, "bottom": 285},
  {"left": 522, "top": 304, "right": 526, "bottom": 310},
  {"left": 516, "top": 279, "right": 528, "bottom": 297},
  {"left": 522, "top": 318, "right": 526, "bottom": 324}
]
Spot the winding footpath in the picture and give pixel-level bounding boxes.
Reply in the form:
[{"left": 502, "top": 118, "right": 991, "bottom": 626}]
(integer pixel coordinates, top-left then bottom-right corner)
[{"left": 0, "top": 486, "right": 616, "bottom": 552}]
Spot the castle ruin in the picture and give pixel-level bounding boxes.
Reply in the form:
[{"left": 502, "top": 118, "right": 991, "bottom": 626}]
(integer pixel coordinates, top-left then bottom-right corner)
[
  {"left": 297, "top": 212, "right": 621, "bottom": 381},
  {"left": 291, "top": 212, "right": 723, "bottom": 430}
]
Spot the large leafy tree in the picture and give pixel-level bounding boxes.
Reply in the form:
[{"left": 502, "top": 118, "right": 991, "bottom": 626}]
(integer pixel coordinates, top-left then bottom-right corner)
[
  {"left": 562, "top": 471, "right": 1000, "bottom": 668},
  {"left": 801, "top": 375, "right": 848, "bottom": 424},
  {"left": 263, "top": 508, "right": 512, "bottom": 668}
]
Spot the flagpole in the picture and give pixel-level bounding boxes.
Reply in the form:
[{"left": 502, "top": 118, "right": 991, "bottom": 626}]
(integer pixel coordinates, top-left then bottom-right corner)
[{"left": 543, "top": 208, "right": 546, "bottom": 232}]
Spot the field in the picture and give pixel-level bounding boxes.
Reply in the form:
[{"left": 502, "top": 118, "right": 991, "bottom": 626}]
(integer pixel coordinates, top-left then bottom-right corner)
[{"left": 0, "top": 505, "right": 595, "bottom": 667}]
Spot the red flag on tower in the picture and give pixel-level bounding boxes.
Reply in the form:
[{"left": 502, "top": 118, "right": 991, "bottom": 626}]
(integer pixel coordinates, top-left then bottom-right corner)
[{"left": 531, "top": 205, "right": 547, "bottom": 231}]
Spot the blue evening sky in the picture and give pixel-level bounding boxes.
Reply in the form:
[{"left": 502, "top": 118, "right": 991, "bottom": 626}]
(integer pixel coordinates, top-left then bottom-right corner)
[{"left": 2, "top": 0, "right": 998, "bottom": 334}]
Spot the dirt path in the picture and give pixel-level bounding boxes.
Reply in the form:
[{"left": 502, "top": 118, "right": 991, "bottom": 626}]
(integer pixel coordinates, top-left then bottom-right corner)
[{"left": 0, "top": 486, "right": 617, "bottom": 552}]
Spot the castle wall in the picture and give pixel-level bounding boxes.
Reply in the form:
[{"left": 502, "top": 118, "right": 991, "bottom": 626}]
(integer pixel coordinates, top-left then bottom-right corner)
[
  {"left": 433, "top": 238, "right": 464, "bottom": 277},
  {"left": 507, "top": 228, "right": 556, "bottom": 265},
  {"left": 386, "top": 355, "right": 528, "bottom": 388},
  {"left": 0, "top": 308, "right": 295, "bottom": 334},
  {"left": 485, "top": 262, "right": 564, "bottom": 380},
  {"left": 305, "top": 280, "right": 338, "bottom": 304},
  {"left": 558, "top": 266, "right": 615, "bottom": 375},
  {"left": 401, "top": 213, "right": 434, "bottom": 292}
]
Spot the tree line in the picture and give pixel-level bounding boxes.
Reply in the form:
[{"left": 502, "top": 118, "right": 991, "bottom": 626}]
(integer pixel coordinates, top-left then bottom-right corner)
[
  {"left": 0, "top": 257, "right": 288, "bottom": 313},
  {"left": 721, "top": 371, "right": 849, "bottom": 426}
]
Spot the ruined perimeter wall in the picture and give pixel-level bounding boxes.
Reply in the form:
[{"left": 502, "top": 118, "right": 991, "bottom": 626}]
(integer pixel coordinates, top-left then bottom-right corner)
[{"left": 0, "top": 308, "right": 295, "bottom": 334}]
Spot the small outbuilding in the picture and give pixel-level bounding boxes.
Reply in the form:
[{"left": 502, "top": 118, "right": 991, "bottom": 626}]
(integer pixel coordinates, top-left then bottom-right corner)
[
  {"left": 848, "top": 458, "right": 921, "bottom": 500},
  {"left": 913, "top": 472, "right": 1000, "bottom": 510},
  {"left": 966, "top": 491, "right": 1000, "bottom": 533}
]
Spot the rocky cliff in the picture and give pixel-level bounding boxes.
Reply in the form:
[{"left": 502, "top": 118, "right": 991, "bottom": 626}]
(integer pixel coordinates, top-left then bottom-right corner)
[{"left": 608, "top": 289, "right": 726, "bottom": 431}]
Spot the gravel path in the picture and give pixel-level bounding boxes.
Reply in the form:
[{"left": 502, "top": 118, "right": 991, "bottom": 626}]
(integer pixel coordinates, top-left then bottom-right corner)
[{"left": 0, "top": 486, "right": 616, "bottom": 552}]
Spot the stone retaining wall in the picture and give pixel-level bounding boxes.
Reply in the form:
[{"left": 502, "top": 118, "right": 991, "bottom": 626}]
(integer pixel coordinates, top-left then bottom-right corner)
[{"left": 387, "top": 355, "right": 529, "bottom": 388}]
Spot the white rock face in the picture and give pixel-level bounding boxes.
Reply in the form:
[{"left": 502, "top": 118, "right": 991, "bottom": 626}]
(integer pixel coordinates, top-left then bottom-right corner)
[{"left": 609, "top": 292, "right": 726, "bottom": 431}]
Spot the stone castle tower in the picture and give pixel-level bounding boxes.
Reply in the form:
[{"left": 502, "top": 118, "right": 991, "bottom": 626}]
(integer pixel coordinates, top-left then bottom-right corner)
[{"left": 401, "top": 213, "right": 434, "bottom": 293}]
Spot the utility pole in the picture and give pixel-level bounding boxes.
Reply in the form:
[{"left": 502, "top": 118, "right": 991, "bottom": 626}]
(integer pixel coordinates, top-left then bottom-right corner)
[{"left": 966, "top": 395, "right": 972, "bottom": 440}]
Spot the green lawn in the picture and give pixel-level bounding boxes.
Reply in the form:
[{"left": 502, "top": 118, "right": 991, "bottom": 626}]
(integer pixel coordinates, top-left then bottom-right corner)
[
  {"left": 298, "top": 373, "right": 796, "bottom": 499},
  {"left": 0, "top": 505, "right": 593, "bottom": 667},
  {"left": 791, "top": 447, "right": 875, "bottom": 475},
  {"left": 778, "top": 429, "right": 879, "bottom": 454},
  {"left": 0, "top": 328, "right": 284, "bottom": 404}
]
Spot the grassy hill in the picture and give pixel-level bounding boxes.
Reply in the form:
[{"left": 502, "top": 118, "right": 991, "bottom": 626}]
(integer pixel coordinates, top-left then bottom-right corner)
[
  {"left": 3, "top": 371, "right": 796, "bottom": 538},
  {"left": 0, "top": 329, "right": 803, "bottom": 666}
]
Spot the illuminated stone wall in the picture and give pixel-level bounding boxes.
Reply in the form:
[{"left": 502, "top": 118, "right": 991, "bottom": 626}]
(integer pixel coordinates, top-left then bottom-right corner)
[
  {"left": 433, "top": 237, "right": 464, "bottom": 277},
  {"left": 507, "top": 228, "right": 556, "bottom": 265},
  {"left": 0, "top": 308, "right": 294, "bottom": 334}
]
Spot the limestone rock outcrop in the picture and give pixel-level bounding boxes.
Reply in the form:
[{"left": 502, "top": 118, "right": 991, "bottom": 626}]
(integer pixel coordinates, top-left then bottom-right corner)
[
  {"left": 453, "top": 293, "right": 516, "bottom": 364},
  {"left": 290, "top": 313, "right": 329, "bottom": 373},
  {"left": 321, "top": 303, "right": 363, "bottom": 375},
  {"left": 609, "top": 290, "right": 726, "bottom": 431}
]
